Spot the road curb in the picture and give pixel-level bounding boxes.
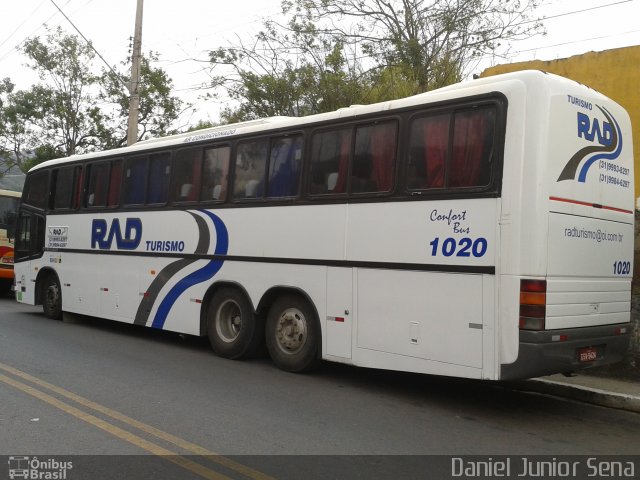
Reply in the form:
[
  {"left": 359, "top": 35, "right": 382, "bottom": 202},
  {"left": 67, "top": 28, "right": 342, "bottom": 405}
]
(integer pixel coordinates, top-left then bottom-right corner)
[{"left": 508, "top": 379, "right": 640, "bottom": 413}]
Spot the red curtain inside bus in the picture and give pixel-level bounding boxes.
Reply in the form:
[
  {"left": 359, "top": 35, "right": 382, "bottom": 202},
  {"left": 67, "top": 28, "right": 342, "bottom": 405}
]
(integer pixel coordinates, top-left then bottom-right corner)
[
  {"left": 450, "top": 109, "right": 493, "bottom": 188},
  {"left": 370, "top": 123, "right": 396, "bottom": 192}
]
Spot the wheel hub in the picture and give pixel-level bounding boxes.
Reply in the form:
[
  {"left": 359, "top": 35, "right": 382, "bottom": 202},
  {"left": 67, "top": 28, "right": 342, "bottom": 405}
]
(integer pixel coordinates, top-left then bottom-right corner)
[{"left": 275, "top": 309, "right": 307, "bottom": 353}]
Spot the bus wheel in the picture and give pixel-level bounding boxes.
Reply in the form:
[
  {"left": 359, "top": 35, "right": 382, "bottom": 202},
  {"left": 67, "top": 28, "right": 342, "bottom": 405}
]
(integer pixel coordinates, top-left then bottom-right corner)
[
  {"left": 43, "top": 275, "right": 62, "bottom": 320},
  {"left": 207, "top": 288, "right": 261, "bottom": 359},
  {"left": 266, "top": 294, "right": 319, "bottom": 372}
]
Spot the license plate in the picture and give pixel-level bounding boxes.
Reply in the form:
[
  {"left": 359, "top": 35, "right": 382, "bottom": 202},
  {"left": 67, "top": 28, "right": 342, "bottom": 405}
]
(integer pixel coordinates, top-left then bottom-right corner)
[{"left": 578, "top": 347, "right": 598, "bottom": 363}]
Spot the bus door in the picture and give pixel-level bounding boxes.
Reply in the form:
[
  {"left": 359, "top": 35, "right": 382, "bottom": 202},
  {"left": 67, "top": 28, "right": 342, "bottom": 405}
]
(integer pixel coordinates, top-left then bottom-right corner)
[{"left": 14, "top": 210, "right": 45, "bottom": 303}]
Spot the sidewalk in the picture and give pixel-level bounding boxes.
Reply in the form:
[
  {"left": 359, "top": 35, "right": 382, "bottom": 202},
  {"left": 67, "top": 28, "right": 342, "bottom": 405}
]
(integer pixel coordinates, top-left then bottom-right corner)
[{"left": 509, "top": 371, "right": 640, "bottom": 413}]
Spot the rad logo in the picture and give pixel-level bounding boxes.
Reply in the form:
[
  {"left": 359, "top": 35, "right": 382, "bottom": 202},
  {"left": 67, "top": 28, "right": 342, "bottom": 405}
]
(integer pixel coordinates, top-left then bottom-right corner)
[
  {"left": 8, "top": 456, "right": 73, "bottom": 479},
  {"left": 557, "top": 100, "right": 622, "bottom": 183}
]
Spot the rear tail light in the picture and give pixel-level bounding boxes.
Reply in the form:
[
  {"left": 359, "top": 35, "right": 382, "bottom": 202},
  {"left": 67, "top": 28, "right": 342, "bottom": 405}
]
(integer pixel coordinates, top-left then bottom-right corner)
[{"left": 520, "top": 279, "right": 546, "bottom": 330}]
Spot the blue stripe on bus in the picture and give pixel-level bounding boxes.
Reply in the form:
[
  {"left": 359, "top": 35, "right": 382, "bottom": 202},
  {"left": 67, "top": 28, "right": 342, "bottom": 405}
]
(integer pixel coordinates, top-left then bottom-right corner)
[{"left": 151, "top": 210, "right": 229, "bottom": 329}]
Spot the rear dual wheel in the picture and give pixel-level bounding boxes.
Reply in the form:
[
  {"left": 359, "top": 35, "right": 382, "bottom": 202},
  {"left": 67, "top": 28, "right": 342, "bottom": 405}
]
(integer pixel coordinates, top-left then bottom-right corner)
[
  {"left": 206, "top": 287, "right": 263, "bottom": 359},
  {"left": 266, "top": 294, "right": 319, "bottom": 373}
]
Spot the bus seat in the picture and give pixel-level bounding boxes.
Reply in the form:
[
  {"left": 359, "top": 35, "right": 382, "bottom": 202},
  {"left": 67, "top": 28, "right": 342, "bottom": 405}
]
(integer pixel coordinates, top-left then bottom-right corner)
[
  {"left": 212, "top": 185, "right": 222, "bottom": 200},
  {"left": 180, "top": 184, "right": 192, "bottom": 200},
  {"left": 245, "top": 180, "right": 259, "bottom": 197},
  {"left": 327, "top": 172, "right": 338, "bottom": 192}
]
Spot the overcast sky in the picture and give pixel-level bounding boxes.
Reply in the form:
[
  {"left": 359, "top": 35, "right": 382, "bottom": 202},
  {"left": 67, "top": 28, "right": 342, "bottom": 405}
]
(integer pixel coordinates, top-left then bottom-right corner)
[{"left": 0, "top": 0, "right": 638, "bottom": 128}]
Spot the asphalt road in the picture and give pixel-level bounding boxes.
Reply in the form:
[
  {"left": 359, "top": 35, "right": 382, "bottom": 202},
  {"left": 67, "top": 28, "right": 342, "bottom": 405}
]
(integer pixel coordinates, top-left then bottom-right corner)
[{"left": 1, "top": 294, "right": 639, "bottom": 479}]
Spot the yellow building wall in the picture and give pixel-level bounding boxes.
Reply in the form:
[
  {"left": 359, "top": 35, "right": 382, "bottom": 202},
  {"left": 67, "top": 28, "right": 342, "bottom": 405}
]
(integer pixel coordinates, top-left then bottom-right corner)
[{"left": 481, "top": 45, "right": 640, "bottom": 202}]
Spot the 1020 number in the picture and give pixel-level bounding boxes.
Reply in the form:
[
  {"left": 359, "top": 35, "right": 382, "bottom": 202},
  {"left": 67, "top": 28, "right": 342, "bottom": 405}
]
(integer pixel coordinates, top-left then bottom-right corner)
[
  {"left": 613, "top": 261, "right": 631, "bottom": 275},
  {"left": 429, "top": 237, "right": 488, "bottom": 258}
]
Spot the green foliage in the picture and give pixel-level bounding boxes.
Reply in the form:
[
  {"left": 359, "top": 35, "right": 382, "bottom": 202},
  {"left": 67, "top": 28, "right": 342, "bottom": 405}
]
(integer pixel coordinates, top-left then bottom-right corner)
[
  {"left": 100, "top": 51, "right": 184, "bottom": 146},
  {"left": 209, "top": 0, "right": 542, "bottom": 121},
  {"left": 0, "top": 27, "right": 184, "bottom": 170},
  {"left": 21, "top": 26, "right": 109, "bottom": 157}
]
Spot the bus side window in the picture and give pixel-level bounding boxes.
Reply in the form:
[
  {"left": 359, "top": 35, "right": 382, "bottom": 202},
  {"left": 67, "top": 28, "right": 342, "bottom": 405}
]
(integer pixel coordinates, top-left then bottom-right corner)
[
  {"left": 52, "top": 166, "right": 77, "bottom": 210},
  {"left": 123, "top": 156, "right": 148, "bottom": 205},
  {"left": 450, "top": 107, "right": 495, "bottom": 188},
  {"left": 407, "top": 114, "right": 449, "bottom": 191},
  {"left": 107, "top": 160, "right": 123, "bottom": 208},
  {"left": 267, "top": 135, "right": 302, "bottom": 198},
  {"left": 203, "top": 146, "right": 230, "bottom": 201},
  {"left": 234, "top": 140, "right": 268, "bottom": 200},
  {"left": 173, "top": 148, "right": 203, "bottom": 203},
  {"left": 352, "top": 122, "right": 397, "bottom": 194},
  {"left": 309, "top": 128, "right": 351, "bottom": 195},
  {"left": 147, "top": 153, "right": 171, "bottom": 205},
  {"left": 85, "top": 162, "right": 110, "bottom": 208},
  {"left": 23, "top": 170, "right": 50, "bottom": 210}
]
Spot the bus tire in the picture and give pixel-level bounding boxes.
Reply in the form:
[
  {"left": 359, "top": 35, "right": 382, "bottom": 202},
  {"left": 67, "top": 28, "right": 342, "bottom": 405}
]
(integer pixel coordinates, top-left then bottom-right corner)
[
  {"left": 206, "top": 287, "right": 262, "bottom": 360},
  {"left": 266, "top": 294, "right": 319, "bottom": 373},
  {"left": 43, "top": 275, "right": 62, "bottom": 320}
]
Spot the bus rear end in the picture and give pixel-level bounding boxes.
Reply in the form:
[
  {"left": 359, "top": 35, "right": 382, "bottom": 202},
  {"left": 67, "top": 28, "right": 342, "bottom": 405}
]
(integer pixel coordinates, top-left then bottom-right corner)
[{"left": 501, "top": 74, "right": 634, "bottom": 379}]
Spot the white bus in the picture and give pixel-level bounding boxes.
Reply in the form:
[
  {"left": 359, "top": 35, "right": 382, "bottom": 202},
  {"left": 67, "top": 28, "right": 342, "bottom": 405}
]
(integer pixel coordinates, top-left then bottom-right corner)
[{"left": 14, "top": 71, "right": 634, "bottom": 380}]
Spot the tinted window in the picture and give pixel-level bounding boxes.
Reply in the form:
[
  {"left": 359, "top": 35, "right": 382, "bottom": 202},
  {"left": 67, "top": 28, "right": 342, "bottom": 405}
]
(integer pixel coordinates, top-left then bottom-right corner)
[
  {"left": 309, "top": 128, "right": 352, "bottom": 195},
  {"left": 108, "top": 160, "right": 123, "bottom": 207},
  {"left": 52, "top": 167, "right": 77, "bottom": 210},
  {"left": 147, "top": 152, "right": 171, "bottom": 204},
  {"left": 0, "top": 195, "right": 19, "bottom": 236},
  {"left": 407, "top": 106, "right": 495, "bottom": 190},
  {"left": 352, "top": 122, "right": 397, "bottom": 193},
  {"left": 450, "top": 108, "right": 495, "bottom": 188},
  {"left": 15, "top": 212, "right": 44, "bottom": 260},
  {"left": 203, "top": 146, "right": 230, "bottom": 201},
  {"left": 234, "top": 140, "right": 268, "bottom": 199},
  {"left": 123, "top": 156, "right": 148, "bottom": 205},
  {"left": 173, "top": 148, "right": 203, "bottom": 203},
  {"left": 407, "top": 114, "right": 449, "bottom": 190},
  {"left": 23, "top": 170, "right": 49, "bottom": 209},
  {"left": 86, "top": 162, "right": 110, "bottom": 207},
  {"left": 268, "top": 136, "right": 302, "bottom": 198}
]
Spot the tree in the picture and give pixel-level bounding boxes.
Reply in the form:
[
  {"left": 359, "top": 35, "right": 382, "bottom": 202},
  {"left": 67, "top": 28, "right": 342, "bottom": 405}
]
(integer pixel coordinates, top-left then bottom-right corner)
[
  {"left": 286, "top": 0, "right": 542, "bottom": 92},
  {"left": 21, "top": 26, "right": 110, "bottom": 157},
  {"left": 210, "top": 21, "right": 369, "bottom": 123},
  {"left": 100, "top": 51, "right": 184, "bottom": 147},
  {"left": 0, "top": 79, "right": 60, "bottom": 173},
  {"left": 209, "top": 0, "right": 542, "bottom": 121},
  {"left": 0, "top": 27, "right": 185, "bottom": 171}
]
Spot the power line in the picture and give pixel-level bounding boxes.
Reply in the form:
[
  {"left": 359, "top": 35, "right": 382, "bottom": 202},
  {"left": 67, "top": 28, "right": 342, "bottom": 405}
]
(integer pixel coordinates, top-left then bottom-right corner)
[
  {"left": 528, "top": 0, "right": 635, "bottom": 25},
  {"left": 0, "top": 0, "right": 48, "bottom": 51},
  {"left": 48, "top": 0, "right": 128, "bottom": 92},
  {"left": 508, "top": 28, "right": 640, "bottom": 55}
]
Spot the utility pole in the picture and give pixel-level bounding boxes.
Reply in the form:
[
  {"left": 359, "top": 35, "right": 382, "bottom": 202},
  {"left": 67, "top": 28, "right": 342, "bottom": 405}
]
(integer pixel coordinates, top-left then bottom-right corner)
[{"left": 127, "top": 0, "right": 144, "bottom": 146}]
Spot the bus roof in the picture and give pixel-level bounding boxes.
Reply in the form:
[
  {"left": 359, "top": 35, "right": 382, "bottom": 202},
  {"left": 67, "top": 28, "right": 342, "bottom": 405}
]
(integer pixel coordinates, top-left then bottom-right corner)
[
  {"left": 28, "top": 69, "right": 602, "bottom": 172},
  {"left": 0, "top": 189, "right": 21, "bottom": 198}
]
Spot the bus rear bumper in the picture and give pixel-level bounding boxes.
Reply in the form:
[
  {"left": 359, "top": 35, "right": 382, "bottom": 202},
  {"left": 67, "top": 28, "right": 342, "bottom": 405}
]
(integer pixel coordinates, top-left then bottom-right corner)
[{"left": 500, "top": 323, "right": 631, "bottom": 380}]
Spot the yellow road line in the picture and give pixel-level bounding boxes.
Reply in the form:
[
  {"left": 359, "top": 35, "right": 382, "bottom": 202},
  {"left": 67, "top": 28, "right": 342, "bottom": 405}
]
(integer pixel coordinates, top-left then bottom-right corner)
[
  {"left": 0, "top": 373, "right": 231, "bottom": 480},
  {"left": 0, "top": 362, "right": 275, "bottom": 480}
]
